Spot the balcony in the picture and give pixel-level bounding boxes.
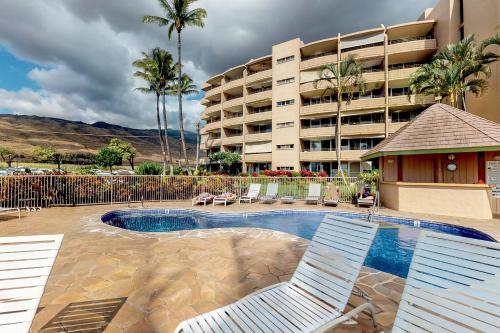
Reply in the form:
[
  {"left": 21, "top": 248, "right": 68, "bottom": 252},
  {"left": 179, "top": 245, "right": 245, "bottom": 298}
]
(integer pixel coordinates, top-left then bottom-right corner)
[
  {"left": 222, "top": 116, "right": 244, "bottom": 127},
  {"left": 246, "top": 89, "right": 272, "bottom": 104},
  {"left": 389, "top": 121, "right": 407, "bottom": 133},
  {"left": 389, "top": 94, "right": 434, "bottom": 107},
  {"left": 202, "top": 121, "right": 221, "bottom": 132},
  {"left": 388, "top": 38, "right": 437, "bottom": 55},
  {"left": 341, "top": 123, "right": 385, "bottom": 136},
  {"left": 300, "top": 150, "right": 337, "bottom": 162},
  {"left": 388, "top": 67, "right": 418, "bottom": 81},
  {"left": 223, "top": 77, "right": 244, "bottom": 91},
  {"left": 222, "top": 135, "right": 244, "bottom": 145},
  {"left": 246, "top": 69, "right": 272, "bottom": 85},
  {"left": 363, "top": 70, "right": 385, "bottom": 83},
  {"left": 299, "top": 80, "right": 333, "bottom": 94},
  {"left": 300, "top": 97, "right": 385, "bottom": 116},
  {"left": 245, "top": 111, "right": 272, "bottom": 123},
  {"left": 205, "top": 103, "right": 222, "bottom": 115},
  {"left": 223, "top": 96, "right": 244, "bottom": 110},
  {"left": 300, "top": 53, "right": 337, "bottom": 71},
  {"left": 245, "top": 153, "right": 272, "bottom": 163},
  {"left": 245, "top": 132, "right": 272, "bottom": 142},
  {"left": 300, "top": 126, "right": 335, "bottom": 139},
  {"left": 341, "top": 150, "right": 369, "bottom": 161},
  {"left": 342, "top": 45, "right": 384, "bottom": 60},
  {"left": 205, "top": 138, "right": 221, "bottom": 148},
  {"left": 205, "top": 85, "right": 222, "bottom": 98}
]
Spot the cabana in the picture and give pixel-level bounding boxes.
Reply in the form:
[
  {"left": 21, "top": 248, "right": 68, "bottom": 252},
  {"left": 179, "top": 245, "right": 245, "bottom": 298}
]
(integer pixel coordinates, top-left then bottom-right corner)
[{"left": 362, "top": 103, "right": 500, "bottom": 219}]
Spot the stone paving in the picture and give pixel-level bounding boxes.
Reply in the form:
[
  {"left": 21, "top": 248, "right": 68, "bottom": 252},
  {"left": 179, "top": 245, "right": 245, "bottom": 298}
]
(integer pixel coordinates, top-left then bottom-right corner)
[{"left": 1, "top": 201, "right": 498, "bottom": 332}]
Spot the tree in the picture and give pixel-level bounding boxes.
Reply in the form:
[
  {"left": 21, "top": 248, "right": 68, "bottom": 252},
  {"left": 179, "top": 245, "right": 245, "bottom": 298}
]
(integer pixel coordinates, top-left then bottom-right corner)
[
  {"left": 133, "top": 49, "right": 169, "bottom": 173},
  {"left": 95, "top": 147, "right": 123, "bottom": 172},
  {"left": 143, "top": 0, "right": 207, "bottom": 174},
  {"left": 208, "top": 151, "right": 241, "bottom": 173},
  {"left": 409, "top": 32, "right": 499, "bottom": 110},
  {"left": 108, "top": 138, "right": 137, "bottom": 170},
  {"left": 32, "top": 146, "right": 64, "bottom": 169},
  {"left": 314, "top": 54, "right": 366, "bottom": 180},
  {"left": 0, "top": 147, "right": 17, "bottom": 167},
  {"left": 135, "top": 161, "right": 163, "bottom": 175}
]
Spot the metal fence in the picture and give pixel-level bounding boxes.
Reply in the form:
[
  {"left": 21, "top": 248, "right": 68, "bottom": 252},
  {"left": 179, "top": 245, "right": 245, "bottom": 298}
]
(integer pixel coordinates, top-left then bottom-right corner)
[{"left": 0, "top": 175, "right": 366, "bottom": 208}]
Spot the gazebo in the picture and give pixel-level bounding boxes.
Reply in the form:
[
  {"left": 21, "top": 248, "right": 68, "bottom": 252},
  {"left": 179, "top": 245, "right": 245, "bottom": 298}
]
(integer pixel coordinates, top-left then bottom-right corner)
[{"left": 362, "top": 103, "right": 500, "bottom": 219}]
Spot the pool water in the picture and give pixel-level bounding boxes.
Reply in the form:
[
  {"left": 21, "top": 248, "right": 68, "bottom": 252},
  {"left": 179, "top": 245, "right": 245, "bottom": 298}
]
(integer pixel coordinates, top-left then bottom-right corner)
[{"left": 102, "top": 210, "right": 495, "bottom": 278}]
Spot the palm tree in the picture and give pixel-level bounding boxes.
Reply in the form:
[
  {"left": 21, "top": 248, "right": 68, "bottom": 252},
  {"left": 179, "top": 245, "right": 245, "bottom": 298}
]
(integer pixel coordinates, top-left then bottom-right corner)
[
  {"left": 133, "top": 50, "right": 168, "bottom": 173},
  {"left": 152, "top": 48, "right": 177, "bottom": 166},
  {"left": 314, "top": 54, "right": 366, "bottom": 180},
  {"left": 143, "top": 0, "right": 207, "bottom": 174},
  {"left": 167, "top": 73, "right": 199, "bottom": 96},
  {"left": 409, "top": 32, "right": 499, "bottom": 110}
]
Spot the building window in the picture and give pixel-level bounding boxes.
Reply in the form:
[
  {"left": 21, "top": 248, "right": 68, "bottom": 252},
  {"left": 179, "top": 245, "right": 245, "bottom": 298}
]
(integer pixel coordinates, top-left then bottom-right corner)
[
  {"left": 277, "top": 77, "right": 295, "bottom": 85},
  {"left": 276, "top": 121, "right": 294, "bottom": 128},
  {"left": 391, "top": 110, "right": 422, "bottom": 122},
  {"left": 277, "top": 144, "right": 294, "bottom": 150},
  {"left": 277, "top": 166, "right": 294, "bottom": 171},
  {"left": 276, "top": 99, "right": 295, "bottom": 107},
  {"left": 251, "top": 105, "right": 272, "bottom": 113},
  {"left": 277, "top": 55, "right": 295, "bottom": 64}
]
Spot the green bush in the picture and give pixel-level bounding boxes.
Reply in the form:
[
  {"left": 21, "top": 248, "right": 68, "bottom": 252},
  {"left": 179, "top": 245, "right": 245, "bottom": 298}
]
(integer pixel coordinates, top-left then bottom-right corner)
[
  {"left": 135, "top": 162, "right": 163, "bottom": 175},
  {"left": 77, "top": 166, "right": 97, "bottom": 175}
]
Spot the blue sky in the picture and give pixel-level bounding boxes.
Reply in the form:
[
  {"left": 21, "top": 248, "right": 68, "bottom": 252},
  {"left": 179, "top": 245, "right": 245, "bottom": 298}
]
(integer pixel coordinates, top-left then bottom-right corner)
[{"left": 0, "top": 47, "right": 40, "bottom": 91}]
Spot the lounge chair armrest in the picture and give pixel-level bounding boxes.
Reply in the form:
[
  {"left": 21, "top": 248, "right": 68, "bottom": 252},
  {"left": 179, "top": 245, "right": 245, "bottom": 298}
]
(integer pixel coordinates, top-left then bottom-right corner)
[{"left": 312, "top": 302, "right": 377, "bottom": 333}]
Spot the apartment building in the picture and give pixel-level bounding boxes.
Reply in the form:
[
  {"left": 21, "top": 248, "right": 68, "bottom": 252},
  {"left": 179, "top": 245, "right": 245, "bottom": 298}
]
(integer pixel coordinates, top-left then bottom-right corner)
[{"left": 199, "top": 0, "right": 499, "bottom": 176}]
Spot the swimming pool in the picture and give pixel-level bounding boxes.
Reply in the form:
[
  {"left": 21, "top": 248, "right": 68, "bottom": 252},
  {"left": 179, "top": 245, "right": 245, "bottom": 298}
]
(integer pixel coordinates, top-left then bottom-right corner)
[{"left": 101, "top": 209, "right": 495, "bottom": 278}]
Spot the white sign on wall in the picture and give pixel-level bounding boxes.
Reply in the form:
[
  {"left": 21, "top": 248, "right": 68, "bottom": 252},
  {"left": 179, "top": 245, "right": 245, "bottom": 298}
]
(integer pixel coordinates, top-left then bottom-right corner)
[{"left": 486, "top": 161, "right": 500, "bottom": 198}]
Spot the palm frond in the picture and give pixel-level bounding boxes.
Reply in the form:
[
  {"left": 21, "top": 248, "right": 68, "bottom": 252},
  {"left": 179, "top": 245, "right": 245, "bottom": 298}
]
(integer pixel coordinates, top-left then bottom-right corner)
[{"left": 142, "top": 15, "right": 169, "bottom": 26}]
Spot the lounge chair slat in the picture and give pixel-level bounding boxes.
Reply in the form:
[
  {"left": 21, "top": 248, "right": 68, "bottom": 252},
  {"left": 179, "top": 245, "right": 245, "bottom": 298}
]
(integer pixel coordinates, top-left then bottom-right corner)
[
  {"left": 0, "top": 322, "right": 32, "bottom": 333},
  {"left": 404, "top": 285, "right": 500, "bottom": 326},
  {"left": 0, "top": 309, "right": 36, "bottom": 325},
  {"left": 393, "top": 305, "right": 456, "bottom": 333},
  {"left": 0, "top": 267, "right": 52, "bottom": 279},
  {"left": 0, "top": 234, "right": 63, "bottom": 333},
  {"left": 175, "top": 216, "right": 378, "bottom": 333},
  {"left": 393, "top": 230, "right": 500, "bottom": 333},
  {"left": 214, "top": 309, "right": 242, "bottom": 333},
  {"left": 0, "top": 258, "right": 57, "bottom": 270}
]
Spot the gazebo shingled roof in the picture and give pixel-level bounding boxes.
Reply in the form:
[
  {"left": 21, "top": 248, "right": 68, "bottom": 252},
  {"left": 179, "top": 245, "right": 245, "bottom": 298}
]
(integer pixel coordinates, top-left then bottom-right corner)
[{"left": 362, "top": 103, "right": 500, "bottom": 160}]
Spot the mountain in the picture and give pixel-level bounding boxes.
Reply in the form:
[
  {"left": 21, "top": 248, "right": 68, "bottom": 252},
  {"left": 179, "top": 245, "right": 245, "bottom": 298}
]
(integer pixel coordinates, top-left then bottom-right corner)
[{"left": 0, "top": 114, "right": 199, "bottom": 162}]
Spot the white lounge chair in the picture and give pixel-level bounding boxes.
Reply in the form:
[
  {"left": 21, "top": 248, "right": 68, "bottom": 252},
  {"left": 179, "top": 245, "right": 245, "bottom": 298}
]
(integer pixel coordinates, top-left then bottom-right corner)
[
  {"left": 323, "top": 183, "right": 340, "bottom": 207},
  {"left": 305, "top": 183, "right": 322, "bottom": 204},
  {"left": 0, "top": 207, "right": 21, "bottom": 219},
  {"left": 213, "top": 193, "right": 238, "bottom": 206},
  {"left": 239, "top": 184, "right": 261, "bottom": 204},
  {"left": 392, "top": 231, "right": 500, "bottom": 333},
  {"left": 259, "top": 183, "right": 279, "bottom": 203},
  {"left": 175, "top": 215, "right": 379, "bottom": 333},
  {"left": 0, "top": 234, "right": 64, "bottom": 333}
]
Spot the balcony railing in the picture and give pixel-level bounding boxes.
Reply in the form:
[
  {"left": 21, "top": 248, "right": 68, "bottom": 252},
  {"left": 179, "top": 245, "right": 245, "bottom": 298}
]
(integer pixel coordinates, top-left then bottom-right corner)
[
  {"left": 223, "top": 77, "right": 244, "bottom": 91},
  {"left": 245, "top": 132, "right": 272, "bottom": 142},
  {"left": 246, "top": 89, "right": 272, "bottom": 104},
  {"left": 245, "top": 110, "right": 272, "bottom": 123},
  {"left": 246, "top": 69, "right": 272, "bottom": 84},
  {"left": 222, "top": 116, "right": 243, "bottom": 127},
  {"left": 244, "top": 153, "right": 272, "bottom": 163},
  {"left": 300, "top": 53, "right": 338, "bottom": 71},
  {"left": 222, "top": 135, "right": 244, "bottom": 145},
  {"left": 388, "top": 38, "right": 436, "bottom": 55},
  {"left": 223, "top": 96, "right": 244, "bottom": 110},
  {"left": 205, "top": 85, "right": 222, "bottom": 98}
]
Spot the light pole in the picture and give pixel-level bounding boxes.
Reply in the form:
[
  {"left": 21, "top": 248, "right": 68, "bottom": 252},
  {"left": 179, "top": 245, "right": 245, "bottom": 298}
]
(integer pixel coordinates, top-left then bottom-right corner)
[{"left": 195, "top": 121, "right": 200, "bottom": 169}]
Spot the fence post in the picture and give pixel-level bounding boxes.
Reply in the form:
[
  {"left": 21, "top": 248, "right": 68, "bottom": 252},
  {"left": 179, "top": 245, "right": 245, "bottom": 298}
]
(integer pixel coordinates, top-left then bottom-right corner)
[{"left": 110, "top": 176, "right": 114, "bottom": 206}]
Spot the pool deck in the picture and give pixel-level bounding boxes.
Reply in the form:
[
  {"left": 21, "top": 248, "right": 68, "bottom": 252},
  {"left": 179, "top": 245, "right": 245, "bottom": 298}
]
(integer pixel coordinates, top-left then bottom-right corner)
[{"left": 1, "top": 201, "right": 499, "bottom": 332}]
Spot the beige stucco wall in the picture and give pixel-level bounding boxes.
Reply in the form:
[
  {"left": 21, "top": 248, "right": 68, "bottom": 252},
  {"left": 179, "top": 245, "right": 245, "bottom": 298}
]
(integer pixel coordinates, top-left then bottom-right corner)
[
  {"left": 381, "top": 181, "right": 493, "bottom": 219},
  {"left": 271, "top": 38, "right": 303, "bottom": 170},
  {"left": 426, "top": 0, "right": 500, "bottom": 123}
]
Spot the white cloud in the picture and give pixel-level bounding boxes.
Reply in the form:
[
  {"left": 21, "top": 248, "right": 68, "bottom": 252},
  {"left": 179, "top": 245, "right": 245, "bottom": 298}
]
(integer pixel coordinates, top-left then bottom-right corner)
[{"left": 0, "top": 0, "right": 437, "bottom": 130}]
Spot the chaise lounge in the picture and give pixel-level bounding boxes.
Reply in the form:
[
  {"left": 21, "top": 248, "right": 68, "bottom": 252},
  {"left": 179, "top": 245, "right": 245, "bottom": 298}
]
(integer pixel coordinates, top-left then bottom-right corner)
[
  {"left": 305, "top": 183, "right": 322, "bottom": 204},
  {"left": 175, "top": 215, "right": 379, "bottom": 333},
  {"left": 0, "top": 234, "right": 64, "bottom": 333},
  {"left": 239, "top": 184, "right": 261, "bottom": 204},
  {"left": 259, "top": 183, "right": 279, "bottom": 204}
]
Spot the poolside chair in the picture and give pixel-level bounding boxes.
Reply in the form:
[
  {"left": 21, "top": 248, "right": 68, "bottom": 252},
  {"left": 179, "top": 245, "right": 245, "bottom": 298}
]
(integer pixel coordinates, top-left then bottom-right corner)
[
  {"left": 392, "top": 230, "right": 500, "bottom": 333},
  {"left": 259, "top": 183, "right": 279, "bottom": 203},
  {"left": 0, "top": 234, "right": 64, "bottom": 333},
  {"left": 280, "top": 195, "right": 296, "bottom": 204},
  {"left": 305, "top": 183, "right": 322, "bottom": 204},
  {"left": 213, "top": 192, "right": 237, "bottom": 206},
  {"left": 192, "top": 192, "right": 215, "bottom": 206},
  {"left": 357, "top": 185, "right": 375, "bottom": 207},
  {"left": 323, "top": 183, "right": 340, "bottom": 207},
  {"left": 239, "top": 184, "right": 261, "bottom": 204},
  {"left": 175, "top": 215, "right": 379, "bottom": 333},
  {"left": 0, "top": 207, "right": 21, "bottom": 219}
]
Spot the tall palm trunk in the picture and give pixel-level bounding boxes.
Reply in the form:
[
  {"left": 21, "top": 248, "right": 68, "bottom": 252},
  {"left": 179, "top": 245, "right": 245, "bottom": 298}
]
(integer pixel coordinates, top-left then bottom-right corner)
[
  {"left": 177, "top": 31, "right": 191, "bottom": 175},
  {"left": 156, "top": 94, "right": 167, "bottom": 174},
  {"left": 162, "top": 89, "right": 174, "bottom": 175}
]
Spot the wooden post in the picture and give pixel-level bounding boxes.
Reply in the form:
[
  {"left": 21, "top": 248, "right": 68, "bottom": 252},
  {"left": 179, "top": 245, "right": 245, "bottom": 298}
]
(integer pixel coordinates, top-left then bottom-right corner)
[
  {"left": 397, "top": 155, "right": 403, "bottom": 181},
  {"left": 478, "top": 152, "right": 486, "bottom": 183}
]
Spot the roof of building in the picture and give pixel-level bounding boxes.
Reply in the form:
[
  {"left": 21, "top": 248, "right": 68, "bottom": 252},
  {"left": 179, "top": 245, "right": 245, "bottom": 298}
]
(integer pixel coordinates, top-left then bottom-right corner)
[{"left": 362, "top": 103, "right": 500, "bottom": 160}]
